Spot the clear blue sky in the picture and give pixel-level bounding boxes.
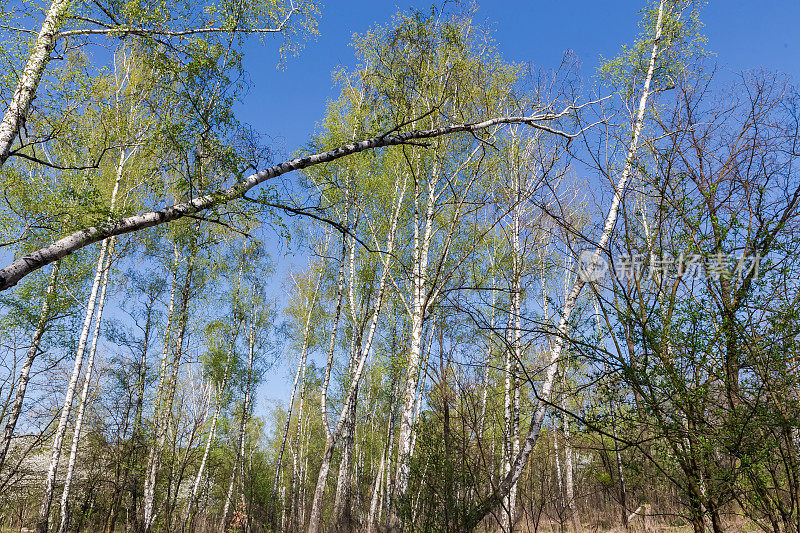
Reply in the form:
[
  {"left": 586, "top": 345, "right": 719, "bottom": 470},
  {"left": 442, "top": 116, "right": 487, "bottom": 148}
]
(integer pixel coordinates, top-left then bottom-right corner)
[
  {"left": 238, "top": 0, "right": 800, "bottom": 155},
  {"left": 241, "top": 0, "right": 800, "bottom": 414}
]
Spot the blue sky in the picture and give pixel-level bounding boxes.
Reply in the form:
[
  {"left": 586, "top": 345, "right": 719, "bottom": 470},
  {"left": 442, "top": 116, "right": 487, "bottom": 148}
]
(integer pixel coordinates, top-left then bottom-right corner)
[
  {"left": 238, "top": 0, "right": 800, "bottom": 154},
  {"left": 238, "top": 0, "right": 800, "bottom": 414}
]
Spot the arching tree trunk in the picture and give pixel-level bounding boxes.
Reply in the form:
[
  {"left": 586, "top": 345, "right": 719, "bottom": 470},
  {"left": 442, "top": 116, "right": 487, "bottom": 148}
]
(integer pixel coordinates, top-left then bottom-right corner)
[{"left": 463, "top": 4, "right": 666, "bottom": 527}]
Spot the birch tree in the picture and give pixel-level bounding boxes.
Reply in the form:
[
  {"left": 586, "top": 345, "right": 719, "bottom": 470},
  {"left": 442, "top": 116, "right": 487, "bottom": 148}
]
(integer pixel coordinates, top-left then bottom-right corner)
[
  {"left": 463, "top": 1, "right": 699, "bottom": 527},
  {"left": 0, "top": 0, "right": 317, "bottom": 169}
]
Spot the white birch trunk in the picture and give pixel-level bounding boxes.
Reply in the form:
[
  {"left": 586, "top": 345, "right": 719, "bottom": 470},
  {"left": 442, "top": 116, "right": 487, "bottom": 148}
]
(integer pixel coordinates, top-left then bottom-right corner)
[
  {"left": 0, "top": 0, "right": 70, "bottom": 167},
  {"left": 320, "top": 239, "right": 347, "bottom": 438},
  {"left": 57, "top": 144, "right": 128, "bottom": 533},
  {"left": 182, "top": 383, "right": 220, "bottom": 530},
  {"left": 272, "top": 269, "right": 321, "bottom": 495},
  {"left": 36, "top": 222, "right": 114, "bottom": 533},
  {"left": 182, "top": 345, "right": 234, "bottom": 533},
  {"left": 305, "top": 176, "right": 407, "bottom": 533},
  {"left": 0, "top": 111, "right": 573, "bottom": 293},
  {"left": 464, "top": 3, "right": 665, "bottom": 526},
  {"left": 503, "top": 194, "right": 522, "bottom": 532},
  {"left": 554, "top": 422, "right": 564, "bottom": 502},
  {"left": 141, "top": 262, "right": 176, "bottom": 532},
  {"left": 366, "top": 449, "right": 386, "bottom": 533},
  {"left": 563, "top": 410, "right": 581, "bottom": 532},
  {"left": 391, "top": 168, "right": 438, "bottom": 525},
  {"left": 57, "top": 237, "right": 114, "bottom": 533},
  {"left": 220, "top": 307, "right": 258, "bottom": 532},
  {"left": 143, "top": 250, "right": 192, "bottom": 533},
  {"left": 332, "top": 384, "right": 357, "bottom": 531},
  {"left": 408, "top": 324, "right": 434, "bottom": 464}
]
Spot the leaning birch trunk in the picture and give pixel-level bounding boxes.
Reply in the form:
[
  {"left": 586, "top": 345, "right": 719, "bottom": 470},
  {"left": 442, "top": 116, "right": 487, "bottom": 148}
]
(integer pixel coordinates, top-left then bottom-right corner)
[
  {"left": 0, "top": 110, "right": 573, "bottom": 293},
  {"left": 36, "top": 227, "right": 115, "bottom": 533},
  {"left": 0, "top": 0, "right": 70, "bottom": 168},
  {"left": 305, "top": 176, "right": 407, "bottom": 533},
  {"left": 300, "top": 392, "right": 314, "bottom": 529},
  {"left": 219, "top": 427, "right": 241, "bottom": 532},
  {"left": 463, "top": 4, "right": 665, "bottom": 528},
  {"left": 57, "top": 145, "right": 128, "bottom": 533},
  {"left": 57, "top": 238, "right": 114, "bottom": 533},
  {"left": 0, "top": 261, "right": 59, "bottom": 474},
  {"left": 382, "top": 380, "right": 399, "bottom": 528}
]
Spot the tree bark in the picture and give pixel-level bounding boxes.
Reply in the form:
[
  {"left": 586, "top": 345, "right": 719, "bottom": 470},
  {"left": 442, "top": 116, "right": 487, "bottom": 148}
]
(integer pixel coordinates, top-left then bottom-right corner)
[
  {"left": 332, "top": 229, "right": 368, "bottom": 533},
  {"left": 332, "top": 384, "right": 358, "bottom": 532},
  {"left": 366, "top": 448, "right": 386, "bottom": 533},
  {"left": 142, "top": 249, "right": 194, "bottom": 533},
  {"left": 182, "top": 351, "right": 233, "bottom": 533},
  {"left": 36, "top": 229, "right": 114, "bottom": 533},
  {"left": 57, "top": 237, "right": 115, "bottom": 533},
  {"left": 273, "top": 268, "right": 322, "bottom": 496},
  {"left": 0, "top": 0, "right": 70, "bottom": 168},
  {"left": 220, "top": 304, "right": 258, "bottom": 532},
  {"left": 502, "top": 186, "right": 522, "bottom": 532},
  {"left": 462, "top": 3, "right": 665, "bottom": 528},
  {"left": 58, "top": 143, "right": 129, "bottom": 533},
  {"left": 390, "top": 167, "right": 439, "bottom": 529},
  {"left": 140, "top": 259, "right": 177, "bottom": 533},
  {"left": 305, "top": 175, "right": 407, "bottom": 533},
  {"left": 563, "top": 410, "right": 581, "bottom": 532}
]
